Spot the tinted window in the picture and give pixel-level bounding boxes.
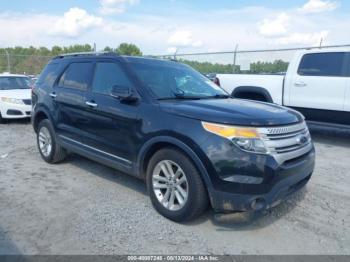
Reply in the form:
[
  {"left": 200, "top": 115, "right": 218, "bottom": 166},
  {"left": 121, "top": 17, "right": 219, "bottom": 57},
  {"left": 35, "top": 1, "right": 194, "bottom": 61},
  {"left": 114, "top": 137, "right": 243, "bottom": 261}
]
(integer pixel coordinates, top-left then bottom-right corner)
[
  {"left": 0, "top": 77, "right": 31, "bottom": 90},
  {"left": 59, "top": 63, "right": 93, "bottom": 91},
  {"left": 37, "top": 63, "right": 60, "bottom": 87},
  {"left": 92, "top": 62, "right": 131, "bottom": 95},
  {"left": 298, "top": 52, "right": 346, "bottom": 77},
  {"left": 130, "top": 61, "right": 227, "bottom": 99}
]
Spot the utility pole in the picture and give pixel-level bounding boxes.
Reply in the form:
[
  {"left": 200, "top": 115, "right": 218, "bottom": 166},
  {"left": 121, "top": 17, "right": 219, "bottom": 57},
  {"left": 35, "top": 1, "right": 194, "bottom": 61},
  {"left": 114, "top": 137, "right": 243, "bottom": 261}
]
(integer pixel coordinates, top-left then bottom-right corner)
[
  {"left": 319, "top": 38, "right": 323, "bottom": 48},
  {"left": 174, "top": 47, "right": 179, "bottom": 60},
  {"left": 5, "top": 49, "right": 11, "bottom": 73},
  {"left": 94, "top": 43, "right": 97, "bottom": 52},
  {"left": 233, "top": 44, "right": 238, "bottom": 73}
]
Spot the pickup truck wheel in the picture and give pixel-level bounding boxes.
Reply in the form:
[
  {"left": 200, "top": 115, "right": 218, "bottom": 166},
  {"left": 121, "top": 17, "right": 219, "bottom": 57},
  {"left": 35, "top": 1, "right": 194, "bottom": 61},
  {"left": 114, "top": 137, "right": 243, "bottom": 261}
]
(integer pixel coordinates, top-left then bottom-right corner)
[
  {"left": 37, "top": 119, "right": 67, "bottom": 163},
  {"left": 146, "top": 148, "right": 208, "bottom": 222}
]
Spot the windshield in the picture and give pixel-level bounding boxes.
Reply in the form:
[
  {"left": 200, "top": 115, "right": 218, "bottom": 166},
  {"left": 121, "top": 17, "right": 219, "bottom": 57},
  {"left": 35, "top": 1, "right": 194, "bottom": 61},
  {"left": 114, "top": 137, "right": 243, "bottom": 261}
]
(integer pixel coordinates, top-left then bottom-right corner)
[
  {"left": 0, "top": 77, "right": 31, "bottom": 90},
  {"left": 129, "top": 61, "right": 229, "bottom": 99}
]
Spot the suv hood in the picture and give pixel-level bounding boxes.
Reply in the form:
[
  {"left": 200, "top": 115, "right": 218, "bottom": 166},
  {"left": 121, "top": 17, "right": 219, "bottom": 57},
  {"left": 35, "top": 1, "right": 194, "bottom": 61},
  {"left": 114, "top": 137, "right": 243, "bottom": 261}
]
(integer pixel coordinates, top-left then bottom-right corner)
[
  {"left": 160, "top": 98, "right": 303, "bottom": 126},
  {"left": 0, "top": 89, "right": 31, "bottom": 99}
]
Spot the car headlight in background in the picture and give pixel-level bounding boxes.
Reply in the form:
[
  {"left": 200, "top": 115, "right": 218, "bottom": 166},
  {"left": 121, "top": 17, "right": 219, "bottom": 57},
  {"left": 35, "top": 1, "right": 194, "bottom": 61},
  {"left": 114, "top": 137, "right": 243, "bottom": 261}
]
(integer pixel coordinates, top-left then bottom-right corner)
[
  {"left": 202, "top": 121, "right": 268, "bottom": 154},
  {"left": 0, "top": 97, "right": 25, "bottom": 105}
]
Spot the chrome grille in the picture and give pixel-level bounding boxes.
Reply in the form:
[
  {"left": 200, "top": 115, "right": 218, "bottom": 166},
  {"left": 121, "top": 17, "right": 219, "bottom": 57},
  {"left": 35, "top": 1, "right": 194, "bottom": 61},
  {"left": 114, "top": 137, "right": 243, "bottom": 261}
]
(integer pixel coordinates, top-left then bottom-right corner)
[{"left": 258, "top": 122, "right": 313, "bottom": 164}]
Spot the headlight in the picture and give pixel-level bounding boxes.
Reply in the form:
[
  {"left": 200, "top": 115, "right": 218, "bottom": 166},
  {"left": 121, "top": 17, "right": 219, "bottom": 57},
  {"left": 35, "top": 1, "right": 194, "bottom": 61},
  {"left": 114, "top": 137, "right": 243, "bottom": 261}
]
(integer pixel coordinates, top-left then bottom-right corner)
[
  {"left": 202, "top": 121, "right": 268, "bottom": 154},
  {"left": 1, "top": 97, "right": 24, "bottom": 105}
]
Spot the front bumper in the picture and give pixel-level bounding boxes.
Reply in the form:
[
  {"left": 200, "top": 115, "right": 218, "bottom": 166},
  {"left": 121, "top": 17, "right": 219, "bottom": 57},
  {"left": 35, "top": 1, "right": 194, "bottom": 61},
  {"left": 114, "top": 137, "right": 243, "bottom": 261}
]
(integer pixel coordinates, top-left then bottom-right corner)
[
  {"left": 209, "top": 148, "right": 315, "bottom": 212},
  {"left": 0, "top": 103, "right": 31, "bottom": 119}
]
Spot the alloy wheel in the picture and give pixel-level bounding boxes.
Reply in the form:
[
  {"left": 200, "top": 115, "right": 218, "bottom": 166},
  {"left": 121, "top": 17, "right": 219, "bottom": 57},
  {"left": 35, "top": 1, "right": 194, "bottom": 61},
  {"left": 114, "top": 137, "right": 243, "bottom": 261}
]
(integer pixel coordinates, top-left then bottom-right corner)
[
  {"left": 38, "top": 127, "right": 52, "bottom": 157},
  {"left": 152, "top": 160, "right": 189, "bottom": 211}
]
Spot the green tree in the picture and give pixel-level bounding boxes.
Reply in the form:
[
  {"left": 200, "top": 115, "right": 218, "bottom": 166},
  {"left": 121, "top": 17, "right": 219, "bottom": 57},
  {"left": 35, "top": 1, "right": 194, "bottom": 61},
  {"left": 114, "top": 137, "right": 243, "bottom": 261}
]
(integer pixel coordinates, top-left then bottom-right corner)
[
  {"left": 103, "top": 46, "right": 113, "bottom": 52},
  {"left": 115, "top": 43, "right": 142, "bottom": 56}
]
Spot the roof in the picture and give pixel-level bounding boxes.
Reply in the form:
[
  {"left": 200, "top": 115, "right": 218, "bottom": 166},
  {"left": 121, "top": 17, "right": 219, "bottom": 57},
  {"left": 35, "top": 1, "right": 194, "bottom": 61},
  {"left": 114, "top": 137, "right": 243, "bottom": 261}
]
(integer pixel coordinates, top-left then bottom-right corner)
[
  {"left": 52, "top": 51, "right": 177, "bottom": 64},
  {"left": 296, "top": 46, "right": 350, "bottom": 55}
]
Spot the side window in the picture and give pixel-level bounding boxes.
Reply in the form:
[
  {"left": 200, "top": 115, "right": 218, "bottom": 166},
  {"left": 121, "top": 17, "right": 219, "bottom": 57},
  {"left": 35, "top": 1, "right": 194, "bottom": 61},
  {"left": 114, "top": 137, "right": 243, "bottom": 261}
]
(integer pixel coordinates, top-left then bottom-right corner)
[
  {"left": 92, "top": 62, "right": 131, "bottom": 95},
  {"left": 298, "top": 52, "right": 346, "bottom": 77},
  {"left": 59, "top": 63, "right": 93, "bottom": 91},
  {"left": 37, "top": 63, "right": 60, "bottom": 87}
]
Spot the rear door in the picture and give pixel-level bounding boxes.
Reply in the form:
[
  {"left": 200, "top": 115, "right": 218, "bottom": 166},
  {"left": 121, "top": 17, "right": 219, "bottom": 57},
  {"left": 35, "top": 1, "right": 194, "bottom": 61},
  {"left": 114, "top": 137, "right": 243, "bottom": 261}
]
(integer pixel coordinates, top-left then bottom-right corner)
[
  {"left": 288, "top": 52, "right": 347, "bottom": 112},
  {"left": 286, "top": 52, "right": 350, "bottom": 124},
  {"left": 53, "top": 61, "right": 94, "bottom": 144}
]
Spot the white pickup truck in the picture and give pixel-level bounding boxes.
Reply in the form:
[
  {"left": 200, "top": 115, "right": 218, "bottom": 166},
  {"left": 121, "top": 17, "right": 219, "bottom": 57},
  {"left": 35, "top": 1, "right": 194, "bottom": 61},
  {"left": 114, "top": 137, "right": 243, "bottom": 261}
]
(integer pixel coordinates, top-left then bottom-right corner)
[{"left": 217, "top": 47, "right": 350, "bottom": 126}]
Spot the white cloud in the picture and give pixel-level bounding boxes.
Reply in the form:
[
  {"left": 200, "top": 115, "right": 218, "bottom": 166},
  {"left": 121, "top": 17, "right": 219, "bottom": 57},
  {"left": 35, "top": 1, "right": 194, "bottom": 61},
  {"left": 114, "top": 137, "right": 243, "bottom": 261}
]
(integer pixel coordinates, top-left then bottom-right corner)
[
  {"left": 273, "top": 31, "right": 329, "bottom": 45},
  {"left": 258, "top": 13, "right": 289, "bottom": 37},
  {"left": 258, "top": 9, "right": 331, "bottom": 46},
  {"left": 0, "top": 5, "right": 348, "bottom": 60},
  {"left": 299, "top": 0, "right": 339, "bottom": 14},
  {"left": 167, "top": 30, "right": 203, "bottom": 47},
  {"left": 51, "top": 8, "right": 102, "bottom": 37},
  {"left": 99, "top": 0, "right": 139, "bottom": 15}
]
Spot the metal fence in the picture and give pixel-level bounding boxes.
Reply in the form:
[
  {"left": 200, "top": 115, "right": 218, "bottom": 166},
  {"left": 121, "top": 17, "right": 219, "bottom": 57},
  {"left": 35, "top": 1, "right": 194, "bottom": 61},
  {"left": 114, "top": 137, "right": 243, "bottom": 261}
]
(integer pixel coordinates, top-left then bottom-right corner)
[
  {"left": 1, "top": 44, "right": 350, "bottom": 76},
  {"left": 0, "top": 53, "right": 51, "bottom": 76},
  {"left": 155, "top": 44, "right": 350, "bottom": 74}
]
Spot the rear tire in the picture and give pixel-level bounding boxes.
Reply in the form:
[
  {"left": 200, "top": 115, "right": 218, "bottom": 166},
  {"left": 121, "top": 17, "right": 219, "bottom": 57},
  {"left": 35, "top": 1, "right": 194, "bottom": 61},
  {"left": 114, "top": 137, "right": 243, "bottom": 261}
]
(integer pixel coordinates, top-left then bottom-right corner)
[
  {"left": 146, "top": 148, "right": 209, "bottom": 222},
  {"left": 37, "top": 119, "right": 67, "bottom": 163}
]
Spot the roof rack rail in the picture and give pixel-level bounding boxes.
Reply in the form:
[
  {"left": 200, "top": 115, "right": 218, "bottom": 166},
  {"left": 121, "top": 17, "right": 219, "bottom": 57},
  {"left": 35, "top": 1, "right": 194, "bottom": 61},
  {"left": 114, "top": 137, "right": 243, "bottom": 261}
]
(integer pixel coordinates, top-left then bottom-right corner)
[
  {"left": 53, "top": 51, "right": 118, "bottom": 59},
  {"left": 143, "top": 55, "right": 179, "bottom": 62}
]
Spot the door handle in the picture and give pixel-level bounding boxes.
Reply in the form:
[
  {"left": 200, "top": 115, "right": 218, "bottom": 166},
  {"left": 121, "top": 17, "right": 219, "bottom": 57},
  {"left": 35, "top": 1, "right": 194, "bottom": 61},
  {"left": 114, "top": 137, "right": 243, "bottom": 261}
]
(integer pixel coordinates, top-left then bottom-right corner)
[
  {"left": 294, "top": 81, "right": 307, "bottom": 87},
  {"left": 85, "top": 101, "right": 98, "bottom": 108},
  {"left": 49, "top": 92, "right": 57, "bottom": 98}
]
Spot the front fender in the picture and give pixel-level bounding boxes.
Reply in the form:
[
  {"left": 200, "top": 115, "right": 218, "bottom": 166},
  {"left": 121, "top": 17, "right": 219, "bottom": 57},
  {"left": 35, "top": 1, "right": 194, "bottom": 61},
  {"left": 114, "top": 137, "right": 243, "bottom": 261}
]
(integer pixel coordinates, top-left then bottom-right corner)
[{"left": 136, "top": 136, "right": 214, "bottom": 192}]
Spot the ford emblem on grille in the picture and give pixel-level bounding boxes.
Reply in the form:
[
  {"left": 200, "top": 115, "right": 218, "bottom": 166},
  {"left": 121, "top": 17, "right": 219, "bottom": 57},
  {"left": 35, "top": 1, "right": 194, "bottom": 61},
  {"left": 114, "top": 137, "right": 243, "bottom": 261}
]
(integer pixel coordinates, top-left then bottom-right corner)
[{"left": 296, "top": 134, "right": 308, "bottom": 145}]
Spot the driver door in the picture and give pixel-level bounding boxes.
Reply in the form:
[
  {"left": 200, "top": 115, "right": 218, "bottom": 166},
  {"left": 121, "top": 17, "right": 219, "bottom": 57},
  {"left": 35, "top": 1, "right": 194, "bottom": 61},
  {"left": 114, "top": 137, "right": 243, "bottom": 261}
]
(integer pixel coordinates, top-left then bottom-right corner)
[{"left": 83, "top": 61, "right": 141, "bottom": 168}]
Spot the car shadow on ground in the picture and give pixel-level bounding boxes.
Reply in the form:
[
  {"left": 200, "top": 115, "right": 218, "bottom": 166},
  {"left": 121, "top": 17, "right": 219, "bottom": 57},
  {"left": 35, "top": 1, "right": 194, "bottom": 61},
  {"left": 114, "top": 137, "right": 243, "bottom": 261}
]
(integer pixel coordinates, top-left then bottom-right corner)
[
  {"left": 61, "top": 125, "right": 349, "bottom": 229},
  {"left": 184, "top": 187, "right": 308, "bottom": 230},
  {"left": 67, "top": 153, "right": 307, "bottom": 230},
  {"left": 0, "top": 226, "right": 22, "bottom": 255},
  {"left": 308, "top": 124, "right": 350, "bottom": 148},
  {"left": 68, "top": 154, "right": 148, "bottom": 197}
]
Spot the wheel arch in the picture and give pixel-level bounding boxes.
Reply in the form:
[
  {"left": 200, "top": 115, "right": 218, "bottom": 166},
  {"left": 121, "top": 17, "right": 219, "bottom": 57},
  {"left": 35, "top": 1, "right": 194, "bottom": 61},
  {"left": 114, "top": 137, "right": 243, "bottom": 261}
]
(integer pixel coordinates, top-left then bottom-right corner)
[
  {"left": 136, "top": 136, "right": 214, "bottom": 191},
  {"left": 232, "top": 86, "right": 273, "bottom": 103},
  {"left": 32, "top": 107, "right": 53, "bottom": 133}
]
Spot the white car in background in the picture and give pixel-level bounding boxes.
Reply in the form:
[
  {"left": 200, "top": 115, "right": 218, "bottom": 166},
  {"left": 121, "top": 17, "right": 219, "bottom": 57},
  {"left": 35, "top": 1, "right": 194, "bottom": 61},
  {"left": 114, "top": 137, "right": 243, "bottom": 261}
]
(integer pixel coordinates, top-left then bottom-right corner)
[{"left": 0, "top": 73, "right": 32, "bottom": 123}]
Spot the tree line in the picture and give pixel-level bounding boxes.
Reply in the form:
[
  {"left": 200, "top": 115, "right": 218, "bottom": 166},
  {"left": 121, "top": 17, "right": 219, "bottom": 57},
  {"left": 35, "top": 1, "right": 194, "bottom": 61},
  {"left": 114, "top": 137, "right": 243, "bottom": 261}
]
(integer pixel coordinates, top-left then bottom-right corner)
[
  {"left": 0, "top": 43, "right": 288, "bottom": 75},
  {"left": 0, "top": 43, "right": 142, "bottom": 75}
]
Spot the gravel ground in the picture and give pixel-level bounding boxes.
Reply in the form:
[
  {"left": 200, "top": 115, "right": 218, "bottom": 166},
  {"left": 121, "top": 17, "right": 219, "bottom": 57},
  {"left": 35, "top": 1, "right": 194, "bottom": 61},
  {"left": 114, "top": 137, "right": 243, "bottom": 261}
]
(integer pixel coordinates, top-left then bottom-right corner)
[{"left": 0, "top": 120, "right": 349, "bottom": 255}]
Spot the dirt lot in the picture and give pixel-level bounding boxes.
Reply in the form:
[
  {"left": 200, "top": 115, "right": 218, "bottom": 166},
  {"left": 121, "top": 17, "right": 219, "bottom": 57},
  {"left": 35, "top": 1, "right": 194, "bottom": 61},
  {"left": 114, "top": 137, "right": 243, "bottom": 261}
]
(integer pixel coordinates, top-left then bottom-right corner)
[{"left": 0, "top": 120, "right": 349, "bottom": 255}]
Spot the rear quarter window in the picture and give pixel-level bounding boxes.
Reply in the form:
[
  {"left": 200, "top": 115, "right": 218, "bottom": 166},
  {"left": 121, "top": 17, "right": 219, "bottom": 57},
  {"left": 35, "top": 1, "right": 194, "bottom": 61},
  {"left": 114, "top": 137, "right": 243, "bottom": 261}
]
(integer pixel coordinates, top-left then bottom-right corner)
[{"left": 37, "top": 63, "right": 60, "bottom": 88}]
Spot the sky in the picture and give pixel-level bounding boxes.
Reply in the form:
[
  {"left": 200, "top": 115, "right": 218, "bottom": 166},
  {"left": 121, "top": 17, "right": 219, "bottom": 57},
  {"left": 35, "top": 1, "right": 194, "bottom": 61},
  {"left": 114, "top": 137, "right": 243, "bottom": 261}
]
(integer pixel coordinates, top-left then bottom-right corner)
[{"left": 0, "top": 0, "right": 349, "bottom": 55}]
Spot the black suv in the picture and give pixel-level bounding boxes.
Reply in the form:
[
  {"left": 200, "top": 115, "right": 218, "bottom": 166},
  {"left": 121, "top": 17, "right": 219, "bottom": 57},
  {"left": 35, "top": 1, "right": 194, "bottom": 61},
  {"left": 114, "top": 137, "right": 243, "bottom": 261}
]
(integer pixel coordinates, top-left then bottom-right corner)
[{"left": 32, "top": 52, "right": 315, "bottom": 222}]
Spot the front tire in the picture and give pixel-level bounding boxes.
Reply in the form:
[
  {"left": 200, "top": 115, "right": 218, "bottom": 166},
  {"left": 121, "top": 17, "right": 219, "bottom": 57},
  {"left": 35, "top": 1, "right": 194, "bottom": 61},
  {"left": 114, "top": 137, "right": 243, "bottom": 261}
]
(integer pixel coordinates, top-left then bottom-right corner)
[
  {"left": 146, "top": 148, "right": 209, "bottom": 222},
  {"left": 37, "top": 119, "right": 67, "bottom": 163}
]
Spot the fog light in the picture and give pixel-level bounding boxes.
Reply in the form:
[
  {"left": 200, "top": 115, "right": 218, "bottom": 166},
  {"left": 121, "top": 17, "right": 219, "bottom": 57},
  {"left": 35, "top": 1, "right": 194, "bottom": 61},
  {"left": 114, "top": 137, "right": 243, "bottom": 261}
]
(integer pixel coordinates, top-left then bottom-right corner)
[
  {"left": 251, "top": 198, "right": 266, "bottom": 211},
  {"left": 223, "top": 175, "right": 263, "bottom": 184}
]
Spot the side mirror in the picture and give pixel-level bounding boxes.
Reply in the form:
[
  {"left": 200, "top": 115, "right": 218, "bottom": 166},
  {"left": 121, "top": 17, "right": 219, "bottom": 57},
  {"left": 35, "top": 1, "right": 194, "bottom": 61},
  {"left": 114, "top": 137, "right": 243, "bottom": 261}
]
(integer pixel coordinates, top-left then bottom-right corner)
[{"left": 111, "top": 85, "right": 138, "bottom": 102}]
